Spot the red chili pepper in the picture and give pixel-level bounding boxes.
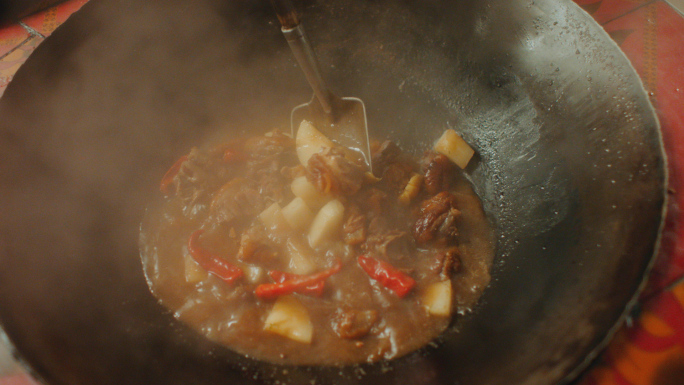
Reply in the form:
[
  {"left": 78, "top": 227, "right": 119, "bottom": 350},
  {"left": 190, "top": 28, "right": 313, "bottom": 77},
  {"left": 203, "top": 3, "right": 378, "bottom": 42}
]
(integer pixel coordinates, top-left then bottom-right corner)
[
  {"left": 255, "top": 260, "right": 342, "bottom": 300},
  {"left": 268, "top": 270, "right": 325, "bottom": 297},
  {"left": 357, "top": 255, "right": 415, "bottom": 298},
  {"left": 188, "top": 229, "right": 243, "bottom": 284},
  {"left": 160, "top": 155, "right": 188, "bottom": 195}
]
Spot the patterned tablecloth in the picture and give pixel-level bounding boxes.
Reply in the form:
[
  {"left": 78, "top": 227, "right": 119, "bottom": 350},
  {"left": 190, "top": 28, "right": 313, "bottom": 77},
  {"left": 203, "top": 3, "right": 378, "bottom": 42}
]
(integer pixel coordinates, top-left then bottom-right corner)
[{"left": 0, "top": 0, "right": 683, "bottom": 384}]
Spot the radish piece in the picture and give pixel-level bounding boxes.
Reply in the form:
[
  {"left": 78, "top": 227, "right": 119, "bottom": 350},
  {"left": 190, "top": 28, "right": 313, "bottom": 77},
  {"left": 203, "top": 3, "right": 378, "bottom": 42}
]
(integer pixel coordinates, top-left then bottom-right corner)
[
  {"left": 281, "top": 197, "right": 315, "bottom": 231},
  {"left": 296, "top": 120, "right": 334, "bottom": 166},
  {"left": 308, "top": 199, "right": 345, "bottom": 248},
  {"left": 263, "top": 295, "right": 313, "bottom": 344},
  {"left": 291, "top": 176, "right": 331, "bottom": 209},
  {"left": 434, "top": 129, "right": 475, "bottom": 169},
  {"left": 422, "top": 280, "right": 453, "bottom": 316}
]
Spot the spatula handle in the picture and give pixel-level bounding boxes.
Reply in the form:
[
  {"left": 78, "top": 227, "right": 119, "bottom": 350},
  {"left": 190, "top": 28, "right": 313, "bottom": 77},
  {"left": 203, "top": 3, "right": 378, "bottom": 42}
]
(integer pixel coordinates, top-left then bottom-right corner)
[
  {"left": 270, "top": 0, "right": 299, "bottom": 29},
  {"left": 270, "top": 0, "right": 333, "bottom": 114}
]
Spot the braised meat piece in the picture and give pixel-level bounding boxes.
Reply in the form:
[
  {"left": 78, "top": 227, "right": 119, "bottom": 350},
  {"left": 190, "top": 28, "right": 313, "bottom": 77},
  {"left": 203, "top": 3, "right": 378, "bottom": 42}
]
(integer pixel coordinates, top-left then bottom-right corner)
[
  {"left": 371, "top": 141, "right": 416, "bottom": 195},
  {"left": 333, "top": 308, "right": 379, "bottom": 339},
  {"left": 244, "top": 130, "right": 295, "bottom": 160},
  {"left": 357, "top": 187, "right": 388, "bottom": 217},
  {"left": 343, "top": 206, "right": 367, "bottom": 246},
  {"left": 371, "top": 140, "right": 402, "bottom": 177},
  {"left": 250, "top": 157, "right": 290, "bottom": 202},
  {"left": 306, "top": 147, "right": 366, "bottom": 196},
  {"left": 431, "top": 247, "right": 461, "bottom": 279},
  {"left": 363, "top": 230, "right": 408, "bottom": 257},
  {"left": 413, "top": 192, "right": 461, "bottom": 245},
  {"left": 236, "top": 226, "right": 280, "bottom": 269},
  {"left": 361, "top": 215, "right": 409, "bottom": 258},
  {"left": 381, "top": 162, "right": 414, "bottom": 195},
  {"left": 170, "top": 147, "right": 229, "bottom": 211},
  {"left": 209, "top": 178, "right": 264, "bottom": 224},
  {"left": 422, "top": 152, "right": 457, "bottom": 195},
  {"left": 241, "top": 130, "right": 297, "bottom": 202}
]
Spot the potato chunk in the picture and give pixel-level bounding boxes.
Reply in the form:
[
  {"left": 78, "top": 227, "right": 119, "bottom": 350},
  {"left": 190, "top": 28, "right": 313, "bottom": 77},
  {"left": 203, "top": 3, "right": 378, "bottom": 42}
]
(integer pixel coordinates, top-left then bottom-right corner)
[
  {"left": 308, "top": 199, "right": 345, "bottom": 248},
  {"left": 259, "top": 202, "right": 289, "bottom": 231},
  {"left": 281, "top": 197, "right": 315, "bottom": 231},
  {"left": 434, "top": 129, "right": 474, "bottom": 169},
  {"left": 296, "top": 120, "right": 334, "bottom": 166},
  {"left": 286, "top": 239, "right": 317, "bottom": 275},
  {"left": 244, "top": 265, "right": 264, "bottom": 284},
  {"left": 263, "top": 295, "right": 313, "bottom": 344},
  {"left": 291, "top": 176, "right": 331, "bottom": 209},
  {"left": 422, "top": 280, "right": 453, "bottom": 316}
]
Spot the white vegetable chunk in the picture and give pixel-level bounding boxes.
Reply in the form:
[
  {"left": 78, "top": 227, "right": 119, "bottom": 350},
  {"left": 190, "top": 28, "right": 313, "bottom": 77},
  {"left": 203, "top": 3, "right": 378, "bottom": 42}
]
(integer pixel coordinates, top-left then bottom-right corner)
[
  {"left": 259, "top": 202, "right": 289, "bottom": 231},
  {"left": 184, "top": 254, "right": 207, "bottom": 283},
  {"left": 263, "top": 295, "right": 313, "bottom": 344},
  {"left": 291, "top": 176, "right": 331, "bottom": 209},
  {"left": 434, "top": 129, "right": 475, "bottom": 169},
  {"left": 296, "top": 120, "right": 334, "bottom": 166},
  {"left": 286, "top": 239, "right": 317, "bottom": 275},
  {"left": 244, "top": 265, "right": 264, "bottom": 284},
  {"left": 308, "top": 199, "right": 345, "bottom": 248},
  {"left": 422, "top": 280, "right": 453, "bottom": 316},
  {"left": 281, "top": 197, "right": 315, "bottom": 231}
]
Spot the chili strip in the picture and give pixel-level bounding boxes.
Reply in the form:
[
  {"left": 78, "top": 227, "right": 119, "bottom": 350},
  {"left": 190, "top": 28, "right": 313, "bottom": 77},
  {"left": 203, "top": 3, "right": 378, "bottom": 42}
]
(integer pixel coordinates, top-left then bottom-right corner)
[
  {"left": 255, "top": 260, "right": 342, "bottom": 300},
  {"left": 357, "top": 255, "right": 415, "bottom": 297},
  {"left": 188, "top": 229, "right": 243, "bottom": 284},
  {"left": 268, "top": 271, "right": 325, "bottom": 297}
]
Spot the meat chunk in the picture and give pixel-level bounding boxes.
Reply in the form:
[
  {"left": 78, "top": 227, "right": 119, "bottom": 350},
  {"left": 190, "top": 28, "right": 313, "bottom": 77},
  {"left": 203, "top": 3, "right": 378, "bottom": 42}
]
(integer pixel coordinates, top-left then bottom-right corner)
[
  {"left": 306, "top": 147, "right": 366, "bottom": 196},
  {"left": 241, "top": 131, "right": 298, "bottom": 202},
  {"left": 413, "top": 192, "right": 461, "bottom": 245},
  {"left": 251, "top": 157, "right": 291, "bottom": 202},
  {"left": 343, "top": 206, "right": 367, "bottom": 246},
  {"left": 243, "top": 130, "right": 295, "bottom": 160},
  {"left": 371, "top": 140, "right": 402, "bottom": 177},
  {"left": 357, "top": 188, "right": 388, "bottom": 217},
  {"left": 236, "top": 226, "right": 280, "bottom": 269},
  {"left": 360, "top": 215, "right": 410, "bottom": 258},
  {"left": 363, "top": 230, "right": 408, "bottom": 257},
  {"left": 422, "top": 152, "right": 457, "bottom": 195},
  {"left": 380, "top": 162, "right": 414, "bottom": 195},
  {"left": 332, "top": 309, "right": 378, "bottom": 339},
  {"left": 431, "top": 247, "right": 461, "bottom": 279},
  {"left": 209, "top": 178, "right": 264, "bottom": 224},
  {"left": 170, "top": 147, "right": 230, "bottom": 212},
  {"left": 370, "top": 141, "right": 417, "bottom": 196}
]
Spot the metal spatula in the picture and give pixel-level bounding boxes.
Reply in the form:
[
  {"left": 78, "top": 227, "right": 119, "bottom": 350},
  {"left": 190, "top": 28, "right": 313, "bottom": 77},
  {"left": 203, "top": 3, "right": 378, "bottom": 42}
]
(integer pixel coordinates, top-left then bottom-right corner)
[{"left": 271, "top": 0, "right": 372, "bottom": 171}]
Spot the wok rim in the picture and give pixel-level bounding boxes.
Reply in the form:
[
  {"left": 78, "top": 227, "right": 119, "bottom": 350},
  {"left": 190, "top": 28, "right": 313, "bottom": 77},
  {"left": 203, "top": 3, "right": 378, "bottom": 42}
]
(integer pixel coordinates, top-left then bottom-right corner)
[{"left": 556, "top": 2, "right": 669, "bottom": 383}]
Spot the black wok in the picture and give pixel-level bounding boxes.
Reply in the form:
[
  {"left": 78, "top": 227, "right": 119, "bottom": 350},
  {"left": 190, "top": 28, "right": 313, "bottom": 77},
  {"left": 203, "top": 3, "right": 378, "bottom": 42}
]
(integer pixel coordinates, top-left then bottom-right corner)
[{"left": 0, "top": 0, "right": 666, "bottom": 384}]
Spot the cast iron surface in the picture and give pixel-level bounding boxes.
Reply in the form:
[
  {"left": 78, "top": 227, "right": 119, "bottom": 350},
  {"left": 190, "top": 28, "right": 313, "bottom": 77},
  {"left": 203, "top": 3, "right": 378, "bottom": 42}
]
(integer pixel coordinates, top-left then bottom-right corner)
[{"left": 0, "top": 0, "right": 666, "bottom": 384}]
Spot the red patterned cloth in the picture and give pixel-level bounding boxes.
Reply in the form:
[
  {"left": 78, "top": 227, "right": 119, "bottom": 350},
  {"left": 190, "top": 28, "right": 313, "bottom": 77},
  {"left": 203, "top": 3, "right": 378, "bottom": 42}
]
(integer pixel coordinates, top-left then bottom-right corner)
[{"left": 0, "top": 374, "right": 38, "bottom": 385}]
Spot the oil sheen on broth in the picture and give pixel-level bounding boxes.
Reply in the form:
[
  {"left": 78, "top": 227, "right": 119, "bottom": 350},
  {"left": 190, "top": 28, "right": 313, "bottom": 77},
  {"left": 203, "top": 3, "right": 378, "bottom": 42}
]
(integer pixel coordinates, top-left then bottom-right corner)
[{"left": 139, "top": 122, "right": 493, "bottom": 365}]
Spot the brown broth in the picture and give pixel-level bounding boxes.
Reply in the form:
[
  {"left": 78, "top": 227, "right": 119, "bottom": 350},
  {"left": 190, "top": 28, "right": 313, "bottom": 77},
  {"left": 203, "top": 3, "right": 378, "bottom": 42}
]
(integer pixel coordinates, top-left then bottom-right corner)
[{"left": 140, "top": 131, "right": 494, "bottom": 365}]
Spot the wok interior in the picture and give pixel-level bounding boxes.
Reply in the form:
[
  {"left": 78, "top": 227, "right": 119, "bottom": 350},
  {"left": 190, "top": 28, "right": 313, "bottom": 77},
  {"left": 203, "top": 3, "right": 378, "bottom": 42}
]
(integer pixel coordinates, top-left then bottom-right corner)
[{"left": 0, "top": 0, "right": 665, "bottom": 384}]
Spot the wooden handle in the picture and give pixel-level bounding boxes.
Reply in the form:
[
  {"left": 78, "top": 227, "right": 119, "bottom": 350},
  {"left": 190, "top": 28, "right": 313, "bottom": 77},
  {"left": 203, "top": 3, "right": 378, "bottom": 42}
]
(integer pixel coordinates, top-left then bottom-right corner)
[{"left": 270, "top": 0, "right": 300, "bottom": 29}]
